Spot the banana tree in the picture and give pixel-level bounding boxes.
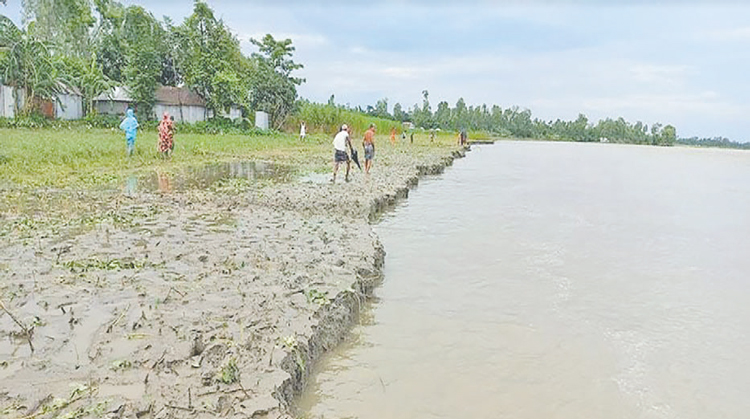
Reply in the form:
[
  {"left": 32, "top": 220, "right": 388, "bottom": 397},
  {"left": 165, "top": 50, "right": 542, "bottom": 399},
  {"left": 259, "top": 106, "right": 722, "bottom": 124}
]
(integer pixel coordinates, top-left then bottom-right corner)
[{"left": 0, "top": 16, "right": 66, "bottom": 116}]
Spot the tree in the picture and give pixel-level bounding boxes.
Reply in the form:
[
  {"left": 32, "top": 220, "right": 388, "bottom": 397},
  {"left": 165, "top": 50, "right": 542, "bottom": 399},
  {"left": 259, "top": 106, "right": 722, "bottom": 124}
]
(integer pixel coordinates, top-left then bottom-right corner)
[
  {"left": 174, "top": 1, "right": 249, "bottom": 117},
  {"left": 0, "top": 16, "right": 67, "bottom": 115},
  {"left": 374, "top": 97, "right": 389, "bottom": 119},
  {"left": 434, "top": 101, "right": 451, "bottom": 128},
  {"left": 249, "top": 34, "right": 304, "bottom": 129},
  {"left": 22, "top": 0, "right": 95, "bottom": 58},
  {"left": 78, "top": 53, "right": 114, "bottom": 115},
  {"left": 121, "top": 5, "right": 166, "bottom": 120},
  {"left": 660, "top": 124, "right": 676, "bottom": 146},
  {"left": 392, "top": 102, "right": 405, "bottom": 122},
  {"left": 454, "top": 97, "right": 467, "bottom": 129}
]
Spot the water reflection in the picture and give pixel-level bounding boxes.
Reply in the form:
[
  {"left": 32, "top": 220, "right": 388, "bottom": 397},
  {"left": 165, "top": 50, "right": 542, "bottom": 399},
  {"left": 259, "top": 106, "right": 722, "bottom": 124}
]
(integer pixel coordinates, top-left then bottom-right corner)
[{"left": 122, "top": 161, "right": 290, "bottom": 194}]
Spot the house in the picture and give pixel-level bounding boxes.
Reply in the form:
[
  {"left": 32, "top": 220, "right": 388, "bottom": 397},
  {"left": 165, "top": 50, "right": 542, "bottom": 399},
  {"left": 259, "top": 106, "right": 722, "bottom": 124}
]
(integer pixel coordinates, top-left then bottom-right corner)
[
  {"left": 153, "top": 86, "right": 207, "bottom": 123},
  {"left": 92, "top": 86, "right": 133, "bottom": 116},
  {"left": 0, "top": 85, "right": 82, "bottom": 120},
  {"left": 93, "top": 86, "right": 241, "bottom": 123},
  {"left": 55, "top": 86, "right": 84, "bottom": 120}
]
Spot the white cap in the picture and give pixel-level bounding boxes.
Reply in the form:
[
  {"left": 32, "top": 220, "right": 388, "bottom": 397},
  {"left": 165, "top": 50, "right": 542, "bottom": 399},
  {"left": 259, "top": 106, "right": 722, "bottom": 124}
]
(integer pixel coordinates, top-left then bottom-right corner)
[{"left": 341, "top": 124, "right": 348, "bottom": 130}]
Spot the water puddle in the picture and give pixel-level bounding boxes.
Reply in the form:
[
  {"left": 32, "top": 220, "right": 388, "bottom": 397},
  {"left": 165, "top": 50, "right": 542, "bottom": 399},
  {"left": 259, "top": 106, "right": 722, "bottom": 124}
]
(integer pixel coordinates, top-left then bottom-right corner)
[
  {"left": 123, "top": 161, "right": 292, "bottom": 194},
  {"left": 298, "top": 173, "right": 331, "bottom": 184}
]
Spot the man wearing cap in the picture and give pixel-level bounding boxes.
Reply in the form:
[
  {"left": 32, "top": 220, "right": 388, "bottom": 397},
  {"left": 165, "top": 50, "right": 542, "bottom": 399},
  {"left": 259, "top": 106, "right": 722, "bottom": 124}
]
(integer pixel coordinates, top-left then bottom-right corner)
[{"left": 332, "top": 124, "right": 353, "bottom": 183}]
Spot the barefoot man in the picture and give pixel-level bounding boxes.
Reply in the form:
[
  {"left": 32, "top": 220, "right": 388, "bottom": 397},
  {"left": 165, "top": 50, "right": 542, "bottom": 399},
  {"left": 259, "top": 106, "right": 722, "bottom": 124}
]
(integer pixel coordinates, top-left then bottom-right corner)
[
  {"left": 363, "top": 123, "right": 376, "bottom": 174},
  {"left": 332, "top": 124, "right": 352, "bottom": 183}
]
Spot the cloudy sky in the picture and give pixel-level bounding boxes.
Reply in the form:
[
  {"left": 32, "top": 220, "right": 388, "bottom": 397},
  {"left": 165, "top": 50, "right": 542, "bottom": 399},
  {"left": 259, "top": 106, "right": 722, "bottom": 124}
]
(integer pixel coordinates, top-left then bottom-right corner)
[{"left": 4, "top": 1, "right": 750, "bottom": 141}]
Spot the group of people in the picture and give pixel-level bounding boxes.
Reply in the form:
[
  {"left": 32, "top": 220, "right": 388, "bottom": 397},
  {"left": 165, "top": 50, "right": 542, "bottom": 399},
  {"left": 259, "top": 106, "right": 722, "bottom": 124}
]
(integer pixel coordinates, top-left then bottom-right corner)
[
  {"left": 118, "top": 108, "right": 175, "bottom": 158},
  {"left": 331, "top": 123, "right": 377, "bottom": 183}
]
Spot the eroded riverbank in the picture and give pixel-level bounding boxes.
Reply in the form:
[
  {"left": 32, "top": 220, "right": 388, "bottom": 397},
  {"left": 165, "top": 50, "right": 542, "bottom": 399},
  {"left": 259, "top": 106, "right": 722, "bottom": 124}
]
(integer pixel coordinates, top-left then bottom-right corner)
[{"left": 0, "top": 145, "right": 467, "bottom": 418}]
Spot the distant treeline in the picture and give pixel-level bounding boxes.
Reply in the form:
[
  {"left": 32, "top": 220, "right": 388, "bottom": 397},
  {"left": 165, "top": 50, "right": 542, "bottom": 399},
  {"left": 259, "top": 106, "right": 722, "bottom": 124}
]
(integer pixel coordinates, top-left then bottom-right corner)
[
  {"left": 677, "top": 137, "right": 750, "bottom": 150},
  {"left": 343, "top": 91, "right": 676, "bottom": 146}
]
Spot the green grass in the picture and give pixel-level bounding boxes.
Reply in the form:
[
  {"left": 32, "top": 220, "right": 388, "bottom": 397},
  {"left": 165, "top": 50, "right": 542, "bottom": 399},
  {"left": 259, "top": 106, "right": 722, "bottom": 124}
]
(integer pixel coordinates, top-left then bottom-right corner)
[
  {"left": 0, "top": 127, "right": 332, "bottom": 188},
  {"left": 0, "top": 126, "right": 465, "bottom": 189}
]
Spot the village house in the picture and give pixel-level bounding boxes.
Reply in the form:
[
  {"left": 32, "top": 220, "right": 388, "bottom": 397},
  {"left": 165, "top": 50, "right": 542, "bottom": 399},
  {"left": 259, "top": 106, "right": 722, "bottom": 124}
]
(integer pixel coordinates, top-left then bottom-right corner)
[
  {"left": 93, "top": 86, "right": 241, "bottom": 123},
  {"left": 0, "top": 84, "right": 84, "bottom": 120}
]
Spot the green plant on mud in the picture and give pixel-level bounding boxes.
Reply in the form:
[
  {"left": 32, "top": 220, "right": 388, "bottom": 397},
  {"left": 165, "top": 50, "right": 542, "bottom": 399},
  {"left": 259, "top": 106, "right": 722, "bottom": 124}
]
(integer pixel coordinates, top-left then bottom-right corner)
[
  {"left": 110, "top": 359, "right": 132, "bottom": 372},
  {"left": 61, "top": 257, "right": 147, "bottom": 273},
  {"left": 306, "top": 288, "right": 330, "bottom": 306},
  {"left": 20, "top": 383, "right": 99, "bottom": 419},
  {"left": 217, "top": 357, "right": 240, "bottom": 384},
  {"left": 279, "top": 334, "right": 306, "bottom": 373}
]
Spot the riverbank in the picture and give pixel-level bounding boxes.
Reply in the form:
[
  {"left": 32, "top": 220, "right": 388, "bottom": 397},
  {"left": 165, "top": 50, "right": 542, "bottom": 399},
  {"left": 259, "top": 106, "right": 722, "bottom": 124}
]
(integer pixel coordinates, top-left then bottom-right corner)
[{"left": 0, "top": 128, "right": 468, "bottom": 418}]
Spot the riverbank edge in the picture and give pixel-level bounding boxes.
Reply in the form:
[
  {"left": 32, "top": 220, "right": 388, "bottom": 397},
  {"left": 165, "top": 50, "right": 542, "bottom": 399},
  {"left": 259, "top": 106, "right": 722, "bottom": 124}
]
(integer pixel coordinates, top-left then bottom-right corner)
[{"left": 272, "top": 146, "right": 470, "bottom": 415}]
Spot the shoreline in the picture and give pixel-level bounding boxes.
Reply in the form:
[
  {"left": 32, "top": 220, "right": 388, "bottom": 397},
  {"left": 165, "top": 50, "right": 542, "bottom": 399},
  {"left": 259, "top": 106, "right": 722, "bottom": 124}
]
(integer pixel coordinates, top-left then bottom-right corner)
[
  {"left": 0, "top": 143, "right": 470, "bottom": 418},
  {"left": 274, "top": 147, "right": 468, "bottom": 416}
]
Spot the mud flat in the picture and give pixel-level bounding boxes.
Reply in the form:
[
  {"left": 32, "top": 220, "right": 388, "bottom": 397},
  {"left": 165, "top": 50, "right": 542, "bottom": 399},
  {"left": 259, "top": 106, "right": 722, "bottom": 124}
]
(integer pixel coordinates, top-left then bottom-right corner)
[{"left": 0, "top": 145, "right": 468, "bottom": 418}]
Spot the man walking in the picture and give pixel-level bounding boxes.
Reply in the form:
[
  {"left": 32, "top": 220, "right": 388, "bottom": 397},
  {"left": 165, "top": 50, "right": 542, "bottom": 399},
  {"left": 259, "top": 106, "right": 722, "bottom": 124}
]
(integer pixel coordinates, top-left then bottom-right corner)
[
  {"left": 332, "top": 124, "right": 352, "bottom": 183},
  {"left": 363, "top": 123, "right": 376, "bottom": 175}
]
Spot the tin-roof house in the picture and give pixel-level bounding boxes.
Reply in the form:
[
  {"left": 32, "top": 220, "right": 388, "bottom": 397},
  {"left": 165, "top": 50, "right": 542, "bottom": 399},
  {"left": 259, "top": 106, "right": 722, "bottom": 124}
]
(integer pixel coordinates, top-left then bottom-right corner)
[
  {"left": 0, "top": 84, "right": 83, "bottom": 120},
  {"left": 93, "top": 86, "right": 241, "bottom": 123},
  {"left": 92, "top": 86, "right": 134, "bottom": 116}
]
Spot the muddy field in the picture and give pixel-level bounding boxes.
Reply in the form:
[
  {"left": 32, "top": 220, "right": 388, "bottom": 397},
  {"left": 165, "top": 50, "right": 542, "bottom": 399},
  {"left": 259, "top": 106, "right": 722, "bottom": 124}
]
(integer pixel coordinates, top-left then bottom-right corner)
[{"left": 0, "top": 146, "right": 467, "bottom": 419}]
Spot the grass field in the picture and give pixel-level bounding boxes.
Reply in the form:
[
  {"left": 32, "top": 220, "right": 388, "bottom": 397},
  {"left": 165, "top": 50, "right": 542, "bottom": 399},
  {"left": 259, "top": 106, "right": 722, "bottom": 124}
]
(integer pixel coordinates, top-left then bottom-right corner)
[{"left": 0, "top": 126, "right": 464, "bottom": 191}]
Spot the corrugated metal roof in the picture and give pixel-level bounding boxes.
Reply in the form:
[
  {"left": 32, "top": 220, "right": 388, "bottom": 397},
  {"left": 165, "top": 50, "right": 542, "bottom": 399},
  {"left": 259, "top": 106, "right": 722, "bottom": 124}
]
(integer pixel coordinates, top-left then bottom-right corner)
[
  {"left": 154, "top": 86, "right": 206, "bottom": 106},
  {"left": 93, "top": 86, "right": 208, "bottom": 107},
  {"left": 93, "top": 86, "right": 133, "bottom": 102}
]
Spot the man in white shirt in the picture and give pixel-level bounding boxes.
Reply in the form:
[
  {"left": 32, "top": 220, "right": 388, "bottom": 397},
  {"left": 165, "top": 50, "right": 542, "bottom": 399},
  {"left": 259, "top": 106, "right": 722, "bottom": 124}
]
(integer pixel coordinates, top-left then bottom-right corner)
[{"left": 332, "top": 124, "right": 352, "bottom": 183}]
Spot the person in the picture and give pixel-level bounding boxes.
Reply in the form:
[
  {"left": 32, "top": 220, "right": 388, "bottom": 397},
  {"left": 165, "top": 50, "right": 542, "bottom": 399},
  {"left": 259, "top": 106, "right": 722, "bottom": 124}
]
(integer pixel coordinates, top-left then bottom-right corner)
[
  {"left": 410, "top": 131, "right": 414, "bottom": 144},
  {"left": 157, "top": 112, "right": 175, "bottom": 158},
  {"left": 390, "top": 127, "right": 396, "bottom": 146},
  {"left": 363, "top": 123, "right": 376, "bottom": 175},
  {"left": 332, "top": 124, "right": 353, "bottom": 183},
  {"left": 119, "top": 108, "right": 139, "bottom": 156},
  {"left": 299, "top": 121, "right": 307, "bottom": 141},
  {"left": 429, "top": 129, "right": 435, "bottom": 143}
]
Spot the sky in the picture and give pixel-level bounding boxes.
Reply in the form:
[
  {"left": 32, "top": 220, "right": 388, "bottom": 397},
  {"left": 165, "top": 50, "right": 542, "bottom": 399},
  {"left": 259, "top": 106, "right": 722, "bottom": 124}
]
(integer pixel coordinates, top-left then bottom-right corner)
[{"left": 3, "top": 1, "right": 750, "bottom": 141}]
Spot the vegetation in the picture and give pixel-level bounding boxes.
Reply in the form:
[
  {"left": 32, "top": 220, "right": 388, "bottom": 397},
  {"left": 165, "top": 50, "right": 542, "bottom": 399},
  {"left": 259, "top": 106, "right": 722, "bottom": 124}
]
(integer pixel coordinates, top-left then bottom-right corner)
[
  {"left": 677, "top": 136, "right": 750, "bottom": 150},
  {"left": 0, "top": 0, "right": 733, "bottom": 148},
  {"left": 293, "top": 100, "right": 406, "bottom": 136},
  {"left": 1, "top": 0, "right": 303, "bottom": 124},
  {"left": 356, "top": 91, "right": 677, "bottom": 146}
]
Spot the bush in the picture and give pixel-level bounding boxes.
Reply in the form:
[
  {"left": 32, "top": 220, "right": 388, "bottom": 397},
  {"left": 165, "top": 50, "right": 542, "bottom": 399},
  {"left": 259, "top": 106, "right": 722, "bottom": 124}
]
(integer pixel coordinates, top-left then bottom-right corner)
[
  {"left": 0, "top": 115, "right": 271, "bottom": 136},
  {"left": 292, "top": 102, "right": 405, "bottom": 137}
]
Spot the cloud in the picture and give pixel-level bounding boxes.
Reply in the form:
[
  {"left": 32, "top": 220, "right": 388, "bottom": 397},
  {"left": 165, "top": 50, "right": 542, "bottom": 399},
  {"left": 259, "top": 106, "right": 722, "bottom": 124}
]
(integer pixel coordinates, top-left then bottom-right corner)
[
  {"left": 629, "top": 64, "right": 692, "bottom": 85},
  {"left": 702, "top": 27, "right": 750, "bottom": 42}
]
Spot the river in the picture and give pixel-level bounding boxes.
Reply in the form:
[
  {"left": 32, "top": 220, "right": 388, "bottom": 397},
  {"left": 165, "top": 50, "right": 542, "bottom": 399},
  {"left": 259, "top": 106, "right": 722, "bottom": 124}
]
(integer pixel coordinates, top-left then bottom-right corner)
[{"left": 299, "top": 141, "right": 750, "bottom": 419}]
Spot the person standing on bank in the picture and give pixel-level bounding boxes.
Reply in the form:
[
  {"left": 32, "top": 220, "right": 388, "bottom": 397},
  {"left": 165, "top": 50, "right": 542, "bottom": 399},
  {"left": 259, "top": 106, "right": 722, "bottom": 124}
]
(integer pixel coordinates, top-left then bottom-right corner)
[
  {"left": 157, "top": 112, "right": 175, "bottom": 158},
  {"left": 363, "top": 123, "right": 376, "bottom": 175},
  {"left": 299, "top": 121, "right": 307, "bottom": 141},
  {"left": 332, "top": 124, "right": 353, "bottom": 183},
  {"left": 119, "top": 108, "right": 139, "bottom": 156}
]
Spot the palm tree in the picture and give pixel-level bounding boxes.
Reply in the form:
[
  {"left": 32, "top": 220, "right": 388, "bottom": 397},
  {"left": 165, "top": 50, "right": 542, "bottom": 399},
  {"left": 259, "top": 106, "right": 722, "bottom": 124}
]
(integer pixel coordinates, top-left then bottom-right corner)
[{"left": 0, "top": 16, "right": 66, "bottom": 116}]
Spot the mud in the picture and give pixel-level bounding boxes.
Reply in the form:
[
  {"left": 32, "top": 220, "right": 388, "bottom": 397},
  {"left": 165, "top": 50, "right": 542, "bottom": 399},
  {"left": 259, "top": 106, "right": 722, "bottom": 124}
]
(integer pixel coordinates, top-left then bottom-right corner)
[{"left": 0, "top": 146, "right": 468, "bottom": 418}]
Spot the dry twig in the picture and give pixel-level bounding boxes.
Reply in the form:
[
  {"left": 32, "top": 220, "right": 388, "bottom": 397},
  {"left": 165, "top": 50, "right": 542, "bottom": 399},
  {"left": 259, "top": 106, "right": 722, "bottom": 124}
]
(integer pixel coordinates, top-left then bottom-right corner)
[{"left": 0, "top": 298, "right": 34, "bottom": 352}]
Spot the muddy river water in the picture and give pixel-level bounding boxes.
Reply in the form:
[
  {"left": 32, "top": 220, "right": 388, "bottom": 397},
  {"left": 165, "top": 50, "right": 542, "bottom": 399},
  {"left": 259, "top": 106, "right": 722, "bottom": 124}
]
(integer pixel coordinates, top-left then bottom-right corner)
[{"left": 300, "top": 141, "right": 750, "bottom": 419}]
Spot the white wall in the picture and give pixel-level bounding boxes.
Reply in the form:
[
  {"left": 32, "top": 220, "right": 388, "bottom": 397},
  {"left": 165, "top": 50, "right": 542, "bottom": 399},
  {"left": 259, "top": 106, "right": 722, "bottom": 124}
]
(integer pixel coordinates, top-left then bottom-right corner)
[
  {"left": 94, "top": 100, "right": 129, "bottom": 115},
  {"left": 255, "top": 111, "right": 269, "bottom": 130},
  {"left": 0, "top": 85, "right": 14, "bottom": 118},
  {"left": 155, "top": 104, "right": 209, "bottom": 124},
  {"left": 55, "top": 93, "right": 83, "bottom": 120}
]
